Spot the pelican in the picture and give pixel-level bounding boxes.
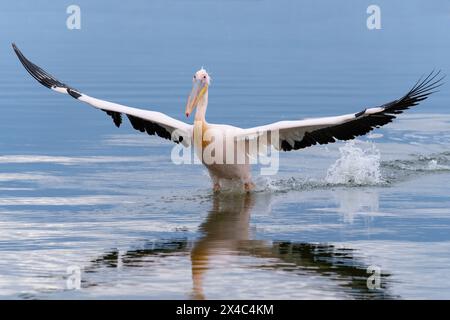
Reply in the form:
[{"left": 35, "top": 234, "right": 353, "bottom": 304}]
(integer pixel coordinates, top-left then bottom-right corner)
[{"left": 12, "top": 43, "right": 444, "bottom": 192}]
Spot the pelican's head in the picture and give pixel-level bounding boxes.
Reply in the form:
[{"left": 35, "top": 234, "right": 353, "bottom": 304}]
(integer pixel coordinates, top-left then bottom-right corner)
[{"left": 185, "top": 68, "right": 210, "bottom": 117}]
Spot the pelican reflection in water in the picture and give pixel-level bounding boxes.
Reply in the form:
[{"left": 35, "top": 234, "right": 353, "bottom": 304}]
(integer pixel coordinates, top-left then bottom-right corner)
[{"left": 87, "top": 193, "right": 395, "bottom": 299}]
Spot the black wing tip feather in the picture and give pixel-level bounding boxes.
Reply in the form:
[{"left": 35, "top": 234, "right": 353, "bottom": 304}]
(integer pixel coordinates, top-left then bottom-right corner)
[
  {"left": 101, "top": 109, "right": 122, "bottom": 128},
  {"left": 281, "top": 70, "right": 445, "bottom": 152},
  {"left": 385, "top": 70, "right": 446, "bottom": 114},
  {"left": 13, "top": 43, "right": 64, "bottom": 89},
  {"left": 12, "top": 42, "right": 83, "bottom": 100},
  {"left": 410, "top": 70, "right": 445, "bottom": 96},
  {"left": 127, "top": 114, "right": 174, "bottom": 142},
  {"left": 12, "top": 43, "right": 126, "bottom": 129}
]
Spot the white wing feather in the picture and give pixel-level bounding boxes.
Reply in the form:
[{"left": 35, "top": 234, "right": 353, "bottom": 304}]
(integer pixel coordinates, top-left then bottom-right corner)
[{"left": 235, "top": 71, "right": 443, "bottom": 151}]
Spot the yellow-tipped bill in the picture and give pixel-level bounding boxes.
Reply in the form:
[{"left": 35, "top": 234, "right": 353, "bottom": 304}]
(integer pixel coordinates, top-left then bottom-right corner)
[{"left": 185, "top": 80, "right": 208, "bottom": 117}]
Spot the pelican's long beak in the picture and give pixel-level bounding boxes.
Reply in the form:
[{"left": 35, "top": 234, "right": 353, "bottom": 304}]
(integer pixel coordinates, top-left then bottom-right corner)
[{"left": 185, "top": 80, "right": 208, "bottom": 118}]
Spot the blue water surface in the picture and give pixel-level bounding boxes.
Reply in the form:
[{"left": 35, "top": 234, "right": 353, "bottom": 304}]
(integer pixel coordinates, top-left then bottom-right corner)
[{"left": 1, "top": 0, "right": 450, "bottom": 299}]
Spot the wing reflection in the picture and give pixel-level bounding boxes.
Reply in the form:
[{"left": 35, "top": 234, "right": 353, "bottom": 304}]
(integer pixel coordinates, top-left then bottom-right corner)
[{"left": 87, "top": 193, "right": 396, "bottom": 299}]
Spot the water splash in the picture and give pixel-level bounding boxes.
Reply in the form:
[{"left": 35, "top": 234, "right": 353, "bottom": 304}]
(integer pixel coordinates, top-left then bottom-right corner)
[
  {"left": 255, "top": 141, "right": 384, "bottom": 193},
  {"left": 325, "top": 141, "right": 382, "bottom": 185},
  {"left": 383, "top": 153, "right": 450, "bottom": 173},
  {"left": 427, "top": 159, "right": 447, "bottom": 170}
]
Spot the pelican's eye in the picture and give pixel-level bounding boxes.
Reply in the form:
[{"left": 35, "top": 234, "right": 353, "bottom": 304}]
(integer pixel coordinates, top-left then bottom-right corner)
[
  {"left": 193, "top": 75, "right": 196, "bottom": 79},
  {"left": 203, "top": 76, "right": 206, "bottom": 79}
]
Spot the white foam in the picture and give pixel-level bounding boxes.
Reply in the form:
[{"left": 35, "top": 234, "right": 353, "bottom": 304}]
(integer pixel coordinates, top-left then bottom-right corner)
[
  {"left": 427, "top": 159, "right": 450, "bottom": 171},
  {"left": 325, "top": 141, "right": 382, "bottom": 185}
]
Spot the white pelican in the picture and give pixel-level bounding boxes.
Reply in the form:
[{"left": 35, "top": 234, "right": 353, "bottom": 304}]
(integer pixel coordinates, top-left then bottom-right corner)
[{"left": 12, "top": 43, "right": 444, "bottom": 192}]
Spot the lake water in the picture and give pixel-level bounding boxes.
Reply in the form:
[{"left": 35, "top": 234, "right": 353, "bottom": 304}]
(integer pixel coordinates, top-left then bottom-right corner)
[{"left": 1, "top": 0, "right": 450, "bottom": 299}]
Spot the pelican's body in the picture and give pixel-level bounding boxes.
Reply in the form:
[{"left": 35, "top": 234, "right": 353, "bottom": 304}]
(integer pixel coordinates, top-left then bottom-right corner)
[
  {"left": 186, "top": 70, "right": 254, "bottom": 190},
  {"left": 12, "top": 43, "right": 443, "bottom": 192},
  {"left": 196, "top": 121, "right": 253, "bottom": 189}
]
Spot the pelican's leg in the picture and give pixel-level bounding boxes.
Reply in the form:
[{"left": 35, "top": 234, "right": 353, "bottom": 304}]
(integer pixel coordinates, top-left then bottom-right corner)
[
  {"left": 240, "top": 166, "right": 255, "bottom": 193},
  {"left": 210, "top": 173, "right": 221, "bottom": 193},
  {"left": 242, "top": 174, "right": 255, "bottom": 193},
  {"left": 213, "top": 183, "right": 221, "bottom": 193},
  {"left": 244, "top": 181, "right": 255, "bottom": 193}
]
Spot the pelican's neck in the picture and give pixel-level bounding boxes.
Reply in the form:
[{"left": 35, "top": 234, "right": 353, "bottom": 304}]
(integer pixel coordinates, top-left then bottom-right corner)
[{"left": 194, "top": 91, "right": 208, "bottom": 123}]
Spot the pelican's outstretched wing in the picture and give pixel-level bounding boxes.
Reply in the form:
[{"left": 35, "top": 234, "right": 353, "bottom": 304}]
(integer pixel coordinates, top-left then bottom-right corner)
[
  {"left": 236, "top": 71, "right": 444, "bottom": 151},
  {"left": 12, "top": 43, "right": 192, "bottom": 146}
]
